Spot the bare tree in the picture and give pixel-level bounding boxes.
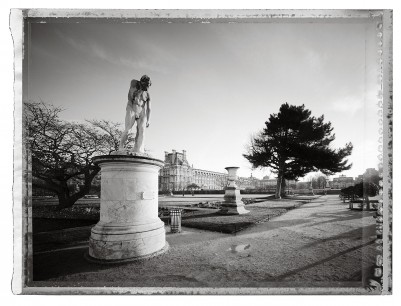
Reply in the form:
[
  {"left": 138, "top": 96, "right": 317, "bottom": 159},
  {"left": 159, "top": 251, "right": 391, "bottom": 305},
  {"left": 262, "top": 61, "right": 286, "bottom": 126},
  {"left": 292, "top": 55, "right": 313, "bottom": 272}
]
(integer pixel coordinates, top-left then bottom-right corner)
[
  {"left": 309, "top": 172, "right": 328, "bottom": 189},
  {"left": 296, "top": 181, "right": 308, "bottom": 190},
  {"left": 316, "top": 175, "right": 328, "bottom": 189},
  {"left": 25, "top": 101, "right": 121, "bottom": 209}
]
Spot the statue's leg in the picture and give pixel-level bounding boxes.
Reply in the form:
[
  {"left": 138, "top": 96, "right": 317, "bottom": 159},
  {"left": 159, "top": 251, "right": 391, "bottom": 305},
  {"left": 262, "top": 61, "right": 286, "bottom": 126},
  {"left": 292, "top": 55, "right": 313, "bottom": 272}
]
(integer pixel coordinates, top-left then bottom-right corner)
[
  {"left": 119, "top": 108, "right": 135, "bottom": 150},
  {"left": 119, "top": 130, "right": 128, "bottom": 150},
  {"left": 133, "top": 115, "right": 146, "bottom": 153}
]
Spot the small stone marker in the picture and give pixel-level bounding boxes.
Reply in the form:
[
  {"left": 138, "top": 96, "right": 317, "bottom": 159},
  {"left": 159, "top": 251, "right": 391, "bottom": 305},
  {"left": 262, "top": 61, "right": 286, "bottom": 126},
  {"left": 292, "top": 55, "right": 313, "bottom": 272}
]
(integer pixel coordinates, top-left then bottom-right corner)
[{"left": 142, "top": 191, "right": 154, "bottom": 200}]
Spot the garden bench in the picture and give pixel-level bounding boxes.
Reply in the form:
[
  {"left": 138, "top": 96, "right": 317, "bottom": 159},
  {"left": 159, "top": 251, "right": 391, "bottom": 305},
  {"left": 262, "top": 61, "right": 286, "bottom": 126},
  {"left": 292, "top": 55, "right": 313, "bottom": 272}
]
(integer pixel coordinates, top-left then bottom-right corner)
[{"left": 349, "top": 199, "right": 379, "bottom": 211}]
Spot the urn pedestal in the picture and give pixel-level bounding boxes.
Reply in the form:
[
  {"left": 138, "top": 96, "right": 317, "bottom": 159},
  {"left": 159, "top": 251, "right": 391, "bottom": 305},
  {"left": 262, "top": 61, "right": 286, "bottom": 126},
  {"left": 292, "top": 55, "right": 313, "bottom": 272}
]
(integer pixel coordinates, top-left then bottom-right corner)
[
  {"left": 219, "top": 167, "right": 250, "bottom": 215},
  {"left": 86, "top": 155, "right": 167, "bottom": 263}
]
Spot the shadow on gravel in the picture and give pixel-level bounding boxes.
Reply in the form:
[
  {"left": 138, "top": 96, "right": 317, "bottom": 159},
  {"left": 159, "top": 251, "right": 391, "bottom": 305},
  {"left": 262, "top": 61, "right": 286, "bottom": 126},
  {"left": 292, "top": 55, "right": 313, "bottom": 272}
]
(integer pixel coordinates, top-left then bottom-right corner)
[
  {"left": 300, "top": 224, "right": 376, "bottom": 249},
  {"left": 33, "top": 247, "right": 109, "bottom": 281},
  {"left": 250, "top": 218, "right": 311, "bottom": 231},
  {"left": 259, "top": 206, "right": 376, "bottom": 236},
  {"left": 273, "top": 239, "right": 376, "bottom": 282},
  {"left": 33, "top": 218, "right": 96, "bottom": 233},
  {"left": 307, "top": 209, "right": 376, "bottom": 227}
]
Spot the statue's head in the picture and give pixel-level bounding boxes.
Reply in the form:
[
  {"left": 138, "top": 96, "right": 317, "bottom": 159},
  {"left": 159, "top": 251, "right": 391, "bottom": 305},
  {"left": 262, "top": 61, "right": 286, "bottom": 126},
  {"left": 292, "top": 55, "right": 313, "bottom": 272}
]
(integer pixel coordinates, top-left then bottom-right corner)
[{"left": 140, "top": 75, "right": 151, "bottom": 90}]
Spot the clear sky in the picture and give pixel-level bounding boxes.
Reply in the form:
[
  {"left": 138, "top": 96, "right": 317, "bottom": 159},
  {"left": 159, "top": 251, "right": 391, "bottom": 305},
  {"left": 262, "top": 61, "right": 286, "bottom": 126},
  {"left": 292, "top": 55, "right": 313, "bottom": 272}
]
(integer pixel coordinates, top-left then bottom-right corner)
[{"left": 27, "top": 18, "right": 380, "bottom": 180}]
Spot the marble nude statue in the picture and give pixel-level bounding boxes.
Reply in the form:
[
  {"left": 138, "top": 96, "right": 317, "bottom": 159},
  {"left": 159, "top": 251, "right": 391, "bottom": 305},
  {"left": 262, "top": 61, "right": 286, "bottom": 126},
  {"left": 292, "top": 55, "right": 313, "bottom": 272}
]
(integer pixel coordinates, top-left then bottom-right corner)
[{"left": 118, "top": 75, "right": 152, "bottom": 154}]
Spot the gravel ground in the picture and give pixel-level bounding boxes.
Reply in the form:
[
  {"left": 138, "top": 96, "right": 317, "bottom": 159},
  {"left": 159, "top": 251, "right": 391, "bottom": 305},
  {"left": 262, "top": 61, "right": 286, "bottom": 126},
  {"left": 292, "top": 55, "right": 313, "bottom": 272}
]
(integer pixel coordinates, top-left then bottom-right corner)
[{"left": 32, "top": 195, "right": 377, "bottom": 290}]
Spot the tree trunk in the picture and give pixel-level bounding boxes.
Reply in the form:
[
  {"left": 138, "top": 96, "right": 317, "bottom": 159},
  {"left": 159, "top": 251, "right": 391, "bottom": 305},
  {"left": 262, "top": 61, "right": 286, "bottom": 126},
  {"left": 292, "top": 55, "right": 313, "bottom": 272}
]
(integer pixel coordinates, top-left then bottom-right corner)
[
  {"left": 56, "top": 181, "right": 77, "bottom": 209},
  {"left": 275, "top": 170, "right": 284, "bottom": 199},
  {"left": 56, "top": 169, "right": 100, "bottom": 210},
  {"left": 57, "top": 193, "right": 73, "bottom": 209},
  {"left": 56, "top": 183, "right": 92, "bottom": 209},
  {"left": 280, "top": 177, "right": 286, "bottom": 198}
]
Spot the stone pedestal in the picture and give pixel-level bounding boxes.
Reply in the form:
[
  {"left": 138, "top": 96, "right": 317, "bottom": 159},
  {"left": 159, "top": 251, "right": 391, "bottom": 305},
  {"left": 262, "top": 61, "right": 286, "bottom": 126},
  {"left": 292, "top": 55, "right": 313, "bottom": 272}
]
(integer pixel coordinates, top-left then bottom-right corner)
[
  {"left": 219, "top": 187, "right": 250, "bottom": 215},
  {"left": 219, "top": 166, "right": 249, "bottom": 215},
  {"left": 87, "top": 155, "right": 167, "bottom": 263}
]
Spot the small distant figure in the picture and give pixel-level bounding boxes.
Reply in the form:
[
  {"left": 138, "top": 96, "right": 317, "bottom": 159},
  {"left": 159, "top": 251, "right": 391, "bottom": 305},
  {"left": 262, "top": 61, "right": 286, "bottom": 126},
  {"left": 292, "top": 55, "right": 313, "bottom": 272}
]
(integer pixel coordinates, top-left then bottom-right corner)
[{"left": 119, "top": 75, "right": 152, "bottom": 153}]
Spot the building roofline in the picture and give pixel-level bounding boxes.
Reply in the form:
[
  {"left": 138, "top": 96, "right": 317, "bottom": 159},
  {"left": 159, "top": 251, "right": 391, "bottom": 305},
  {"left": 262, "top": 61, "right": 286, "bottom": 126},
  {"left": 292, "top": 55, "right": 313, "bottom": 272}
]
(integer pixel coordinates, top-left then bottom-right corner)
[{"left": 192, "top": 168, "right": 227, "bottom": 175}]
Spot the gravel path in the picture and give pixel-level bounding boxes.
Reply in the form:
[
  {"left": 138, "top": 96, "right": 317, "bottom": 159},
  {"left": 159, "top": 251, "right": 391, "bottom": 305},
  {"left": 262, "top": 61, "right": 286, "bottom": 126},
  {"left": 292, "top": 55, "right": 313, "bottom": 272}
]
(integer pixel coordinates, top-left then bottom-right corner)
[{"left": 33, "top": 195, "right": 376, "bottom": 290}]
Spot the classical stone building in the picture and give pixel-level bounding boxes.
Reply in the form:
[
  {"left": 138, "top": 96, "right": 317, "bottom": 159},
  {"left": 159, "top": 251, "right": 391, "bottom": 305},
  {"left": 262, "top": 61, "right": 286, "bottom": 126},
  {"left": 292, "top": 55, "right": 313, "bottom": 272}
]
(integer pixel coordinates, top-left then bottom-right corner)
[
  {"left": 192, "top": 168, "right": 227, "bottom": 191},
  {"left": 259, "top": 176, "right": 279, "bottom": 189},
  {"left": 237, "top": 174, "right": 258, "bottom": 190},
  {"left": 158, "top": 150, "right": 299, "bottom": 192},
  {"left": 159, "top": 150, "right": 228, "bottom": 192},
  {"left": 159, "top": 150, "right": 191, "bottom": 192},
  {"left": 331, "top": 174, "right": 355, "bottom": 189}
]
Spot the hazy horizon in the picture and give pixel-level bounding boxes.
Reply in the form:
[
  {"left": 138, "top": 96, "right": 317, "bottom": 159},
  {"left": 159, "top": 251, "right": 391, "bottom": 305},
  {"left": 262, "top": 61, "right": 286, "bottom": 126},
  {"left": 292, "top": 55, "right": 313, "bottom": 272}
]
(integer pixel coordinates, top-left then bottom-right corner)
[{"left": 27, "top": 19, "right": 381, "bottom": 181}]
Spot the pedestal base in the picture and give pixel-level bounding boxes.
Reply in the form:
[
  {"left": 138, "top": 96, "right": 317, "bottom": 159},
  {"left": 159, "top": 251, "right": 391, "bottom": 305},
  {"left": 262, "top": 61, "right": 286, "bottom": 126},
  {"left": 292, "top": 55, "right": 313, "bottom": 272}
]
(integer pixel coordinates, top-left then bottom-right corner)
[
  {"left": 85, "top": 242, "right": 169, "bottom": 264},
  {"left": 219, "top": 188, "right": 250, "bottom": 215},
  {"left": 89, "top": 219, "right": 166, "bottom": 260},
  {"left": 88, "top": 154, "right": 166, "bottom": 261}
]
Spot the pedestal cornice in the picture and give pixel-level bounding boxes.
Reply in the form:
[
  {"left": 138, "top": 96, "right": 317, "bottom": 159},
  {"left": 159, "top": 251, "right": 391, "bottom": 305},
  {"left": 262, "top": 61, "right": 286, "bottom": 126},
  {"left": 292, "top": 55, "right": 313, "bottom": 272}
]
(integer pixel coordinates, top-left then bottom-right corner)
[{"left": 93, "top": 154, "right": 164, "bottom": 168}]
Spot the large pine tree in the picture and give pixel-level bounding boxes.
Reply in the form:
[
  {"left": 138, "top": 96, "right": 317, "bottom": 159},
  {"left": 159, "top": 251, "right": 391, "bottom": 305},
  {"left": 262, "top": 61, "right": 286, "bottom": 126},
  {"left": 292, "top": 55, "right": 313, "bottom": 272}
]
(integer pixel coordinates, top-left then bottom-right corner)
[{"left": 243, "top": 103, "right": 353, "bottom": 198}]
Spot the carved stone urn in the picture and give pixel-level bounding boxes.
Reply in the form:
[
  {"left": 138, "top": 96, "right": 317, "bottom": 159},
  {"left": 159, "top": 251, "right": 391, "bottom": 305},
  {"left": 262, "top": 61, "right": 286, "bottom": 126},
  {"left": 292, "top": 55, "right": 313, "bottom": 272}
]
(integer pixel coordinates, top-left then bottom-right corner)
[{"left": 219, "top": 167, "right": 250, "bottom": 215}]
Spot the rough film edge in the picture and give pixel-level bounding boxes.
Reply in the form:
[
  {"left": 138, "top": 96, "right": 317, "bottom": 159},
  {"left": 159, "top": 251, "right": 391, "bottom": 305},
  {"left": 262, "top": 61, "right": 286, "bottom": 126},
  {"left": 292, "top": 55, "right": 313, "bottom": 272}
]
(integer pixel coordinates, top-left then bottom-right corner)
[
  {"left": 364, "top": 9, "right": 392, "bottom": 295},
  {"left": 10, "top": 8, "right": 24, "bottom": 295},
  {"left": 15, "top": 8, "right": 391, "bottom": 296},
  {"left": 23, "top": 9, "right": 385, "bottom": 20},
  {"left": 381, "top": 9, "right": 393, "bottom": 295},
  {"left": 20, "top": 285, "right": 376, "bottom": 295}
]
